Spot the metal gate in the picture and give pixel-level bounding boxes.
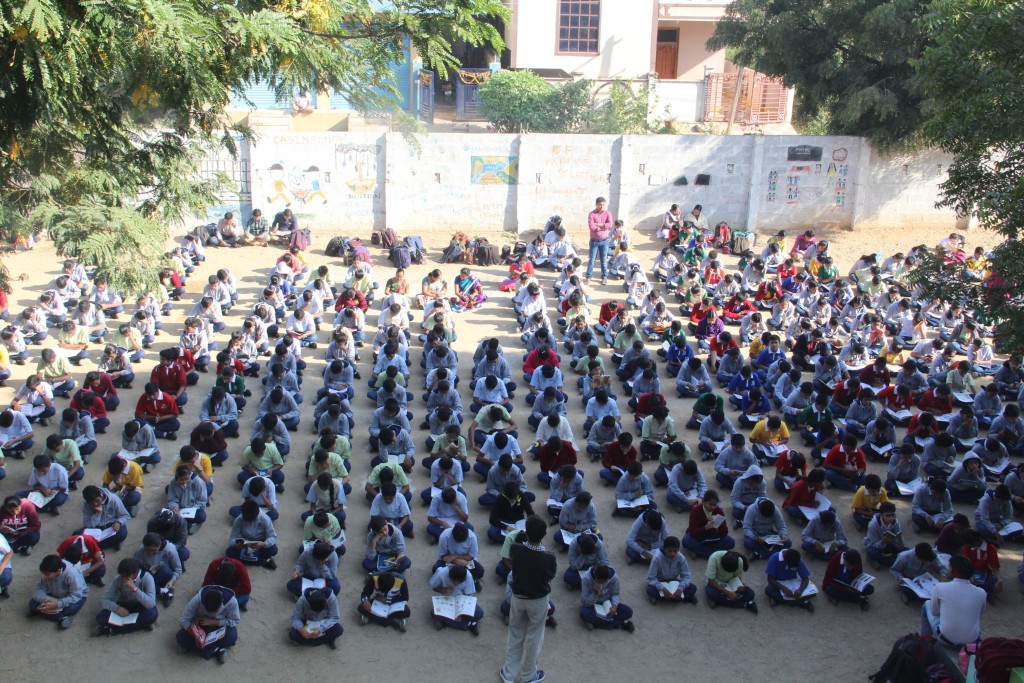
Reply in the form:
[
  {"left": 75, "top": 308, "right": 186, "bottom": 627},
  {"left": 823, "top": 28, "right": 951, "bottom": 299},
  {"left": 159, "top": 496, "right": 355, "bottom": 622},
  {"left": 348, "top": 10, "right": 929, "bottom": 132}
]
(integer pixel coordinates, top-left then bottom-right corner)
[
  {"left": 417, "top": 69, "right": 435, "bottom": 124},
  {"left": 455, "top": 68, "right": 491, "bottom": 121},
  {"left": 703, "top": 71, "right": 789, "bottom": 126}
]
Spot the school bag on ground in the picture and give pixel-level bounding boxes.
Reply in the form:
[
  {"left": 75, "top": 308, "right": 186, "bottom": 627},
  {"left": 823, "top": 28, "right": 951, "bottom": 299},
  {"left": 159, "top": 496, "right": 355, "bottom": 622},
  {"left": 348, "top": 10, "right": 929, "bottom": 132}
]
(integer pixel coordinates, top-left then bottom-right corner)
[
  {"left": 474, "top": 238, "right": 500, "bottom": 266},
  {"left": 869, "top": 633, "right": 932, "bottom": 683},
  {"left": 713, "top": 222, "right": 733, "bottom": 253},
  {"left": 442, "top": 241, "right": 463, "bottom": 263},
  {"left": 289, "top": 228, "right": 311, "bottom": 251},
  {"left": 324, "top": 236, "right": 347, "bottom": 257},
  {"left": 732, "top": 230, "right": 756, "bottom": 254},
  {"left": 379, "top": 228, "right": 398, "bottom": 250},
  {"left": 975, "top": 637, "right": 1024, "bottom": 683},
  {"left": 404, "top": 236, "right": 426, "bottom": 264},
  {"left": 389, "top": 243, "right": 412, "bottom": 269},
  {"left": 349, "top": 242, "right": 371, "bottom": 266}
]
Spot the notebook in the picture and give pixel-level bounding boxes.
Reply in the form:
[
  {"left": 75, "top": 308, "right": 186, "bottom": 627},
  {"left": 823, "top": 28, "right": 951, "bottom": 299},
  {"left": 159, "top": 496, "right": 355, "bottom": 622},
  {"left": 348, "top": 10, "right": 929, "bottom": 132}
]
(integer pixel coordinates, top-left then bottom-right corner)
[
  {"left": 370, "top": 600, "right": 407, "bottom": 618},
  {"left": 431, "top": 595, "right": 477, "bottom": 620}
]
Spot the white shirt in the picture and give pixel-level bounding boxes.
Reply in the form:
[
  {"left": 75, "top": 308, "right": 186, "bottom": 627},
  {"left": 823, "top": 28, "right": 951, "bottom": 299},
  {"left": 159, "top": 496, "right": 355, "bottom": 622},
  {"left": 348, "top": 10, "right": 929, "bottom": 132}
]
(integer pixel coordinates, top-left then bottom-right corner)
[{"left": 930, "top": 578, "right": 986, "bottom": 645}]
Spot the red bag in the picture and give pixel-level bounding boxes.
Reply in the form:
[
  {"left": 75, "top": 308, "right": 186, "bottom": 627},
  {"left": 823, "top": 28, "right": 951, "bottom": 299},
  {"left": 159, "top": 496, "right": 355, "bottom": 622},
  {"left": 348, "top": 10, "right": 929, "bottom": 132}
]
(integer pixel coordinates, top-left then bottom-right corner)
[{"left": 975, "top": 637, "right": 1024, "bottom": 683}]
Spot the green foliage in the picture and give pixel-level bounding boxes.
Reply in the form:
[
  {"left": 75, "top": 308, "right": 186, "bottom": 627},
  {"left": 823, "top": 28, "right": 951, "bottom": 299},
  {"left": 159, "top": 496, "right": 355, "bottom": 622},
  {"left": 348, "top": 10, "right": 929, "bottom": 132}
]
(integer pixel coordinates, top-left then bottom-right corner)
[
  {"left": 592, "top": 79, "right": 654, "bottom": 135},
  {"left": 707, "top": 0, "right": 928, "bottom": 150},
  {"left": 909, "top": 0, "right": 1024, "bottom": 351},
  {"left": 479, "top": 71, "right": 593, "bottom": 134},
  {"left": 0, "top": 0, "right": 507, "bottom": 292}
]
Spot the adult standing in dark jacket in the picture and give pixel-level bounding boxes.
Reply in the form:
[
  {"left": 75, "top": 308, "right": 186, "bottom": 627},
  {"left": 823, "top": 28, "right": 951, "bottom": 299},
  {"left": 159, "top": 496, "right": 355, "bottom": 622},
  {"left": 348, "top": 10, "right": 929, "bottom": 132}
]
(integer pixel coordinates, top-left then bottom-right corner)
[{"left": 501, "top": 515, "right": 556, "bottom": 683}]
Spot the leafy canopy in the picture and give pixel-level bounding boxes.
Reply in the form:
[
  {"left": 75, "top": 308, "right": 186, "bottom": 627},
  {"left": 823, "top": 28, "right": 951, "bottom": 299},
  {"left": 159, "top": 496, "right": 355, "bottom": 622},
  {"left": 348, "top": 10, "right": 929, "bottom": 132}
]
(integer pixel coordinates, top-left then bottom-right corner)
[
  {"left": 0, "top": 0, "right": 507, "bottom": 292},
  {"left": 707, "top": 0, "right": 929, "bottom": 149},
  {"left": 479, "top": 70, "right": 591, "bottom": 134}
]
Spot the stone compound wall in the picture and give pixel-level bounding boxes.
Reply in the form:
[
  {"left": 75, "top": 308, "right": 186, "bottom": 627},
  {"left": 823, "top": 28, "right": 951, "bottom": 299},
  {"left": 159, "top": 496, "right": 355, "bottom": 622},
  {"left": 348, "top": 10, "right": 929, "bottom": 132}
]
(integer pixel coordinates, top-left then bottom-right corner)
[{"left": 215, "top": 131, "right": 965, "bottom": 241}]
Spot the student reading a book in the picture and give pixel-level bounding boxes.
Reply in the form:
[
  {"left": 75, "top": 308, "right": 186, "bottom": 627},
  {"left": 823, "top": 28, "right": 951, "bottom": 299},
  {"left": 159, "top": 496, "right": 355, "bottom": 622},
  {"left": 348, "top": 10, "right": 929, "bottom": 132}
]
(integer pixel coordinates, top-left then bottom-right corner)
[
  {"left": 564, "top": 532, "right": 608, "bottom": 589},
  {"left": 27, "top": 553, "right": 88, "bottom": 629},
  {"left": 646, "top": 536, "right": 697, "bottom": 604},
  {"left": 18, "top": 454, "right": 70, "bottom": 515},
  {"left": 599, "top": 432, "right": 636, "bottom": 485},
  {"left": 546, "top": 464, "right": 585, "bottom": 522},
  {"left": 851, "top": 474, "right": 889, "bottom": 531},
  {"left": 822, "top": 548, "right": 873, "bottom": 608},
  {"left": 101, "top": 455, "right": 145, "bottom": 517},
  {"left": 773, "top": 449, "right": 807, "bottom": 492},
  {"left": 862, "top": 416, "right": 897, "bottom": 462},
  {"left": 764, "top": 549, "right": 817, "bottom": 611},
  {"left": 557, "top": 491, "right": 600, "bottom": 542},
  {"left": 613, "top": 461, "right": 656, "bottom": 517},
  {"left": 961, "top": 530, "right": 1002, "bottom": 596},
  {"left": 800, "top": 510, "right": 848, "bottom": 560},
  {"left": 202, "top": 556, "right": 251, "bottom": 611},
  {"left": 864, "top": 502, "right": 905, "bottom": 567},
  {"left": 823, "top": 434, "right": 867, "bottom": 492},
  {"left": 133, "top": 532, "right": 182, "bottom": 608},
  {"left": 682, "top": 490, "right": 735, "bottom": 558},
  {"left": 429, "top": 563, "right": 483, "bottom": 634},
  {"left": 226, "top": 499, "right": 279, "bottom": 570},
  {"left": 93, "top": 557, "right": 158, "bottom": 636},
  {"left": 288, "top": 541, "right": 340, "bottom": 597},
  {"left": 435, "top": 522, "right": 484, "bottom": 582},
  {"left": 579, "top": 563, "right": 634, "bottom": 631},
  {"left": 625, "top": 509, "right": 668, "bottom": 564},
  {"left": 920, "top": 554, "right": 986, "bottom": 647},
  {"left": 935, "top": 514, "right": 970, "bottom": 556},
  {"left": 363, "top": 515, "right": 410, "bottom": 573},
  {"left": 666, "top": 459, "right": 707, "bottom": 512},
  {"left": 489, "top": 481, "right": 534, "bottom": 544},
  {"left": 704, "top": 550, "right": 758, "bottom": 612},
  {"left": 369, "top": 481, "right": 413, "bottom": 538},
  {"left": 911, "top": 478, "right": 953, "bottom": 533},
  {"left": 743, "top": 497, "right": 791, "bottom": 560},
  {"left": 781, "top": 467, "right": 827, "bottom": 524},
  {"left": 76, "top": 485, "right": 130, "bottom": 551},
  {"left": 289, "top": 587, "right": 343, "bottom": 648},
  {"left": 175, "top": 584, "right": 240, "bottom": 662},
  {"left": 714, "top": 434, "right": 757, "bottom": 488},
  {"left": 358, "top": 571, "right": 410, "bottom": 631},
  {"left": 975, "top": 484, "right": 1022, "bottom": 545},
  {"left": 55, "top": 533, "right": 106, "bottom": 585},
  {"left": 947, "top": 453, "right": 987, "bottom": 504},
  {"left": 884, "top": 445, "right": 921, "bottom": 496},
  {"left": 165, "top": 464, "right": 208, "bottom": 533},
  {"left": 890, "top": 543, "right": 948, "bottom": 603},
  {"left": 730, "top": 465, "right": 767, "bottom": 522}
]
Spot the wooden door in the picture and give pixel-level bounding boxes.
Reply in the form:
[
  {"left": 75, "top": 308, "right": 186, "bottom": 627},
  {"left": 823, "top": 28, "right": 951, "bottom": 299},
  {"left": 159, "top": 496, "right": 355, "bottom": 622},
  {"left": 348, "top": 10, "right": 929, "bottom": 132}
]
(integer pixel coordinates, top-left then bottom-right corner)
[{"left": 655, "top": 28, "right": 678, "bottom": 80}]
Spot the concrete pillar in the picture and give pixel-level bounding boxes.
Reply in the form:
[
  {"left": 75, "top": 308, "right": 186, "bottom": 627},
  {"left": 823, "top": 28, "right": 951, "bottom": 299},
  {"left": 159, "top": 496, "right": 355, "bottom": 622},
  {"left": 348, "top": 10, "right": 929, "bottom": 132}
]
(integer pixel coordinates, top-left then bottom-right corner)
[
  {"left": 850, "top": 138, "right": 874, "bottom": 229},
  {"left": 744, "top": 135, "right": 766, "bottom": 231}
]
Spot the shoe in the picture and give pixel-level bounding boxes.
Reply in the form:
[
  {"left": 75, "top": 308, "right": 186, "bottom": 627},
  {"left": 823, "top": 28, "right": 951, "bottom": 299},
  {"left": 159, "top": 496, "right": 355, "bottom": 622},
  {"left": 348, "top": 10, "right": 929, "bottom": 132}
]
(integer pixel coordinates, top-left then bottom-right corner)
[
  {"left": 142, "top": 464, "right": 152, "bottom": 474},
  {"left": 326, "top": 639, "right": 338, "bottom": 650},
  {"left": 468, "top": 622, "right": 480, "bottom": 637},
  {"left": 91, "top": 624, "right": 109, "bottom": 637},
  {"left": 601, "top": 278, "right": 608, "bottom": 285},
  {"left": 59, "top": 615, "right": 75, "bottom": 629},
  {"left": 768, "top": 597, "right": 779, "bottom": 608},
  {"left": 50, "top": 507, "right": 60, "bottom": 517},
  {"left": 524, "top": 671, "right": 546, "bottom": 682},
  {"left": 745, "top": 601, "right": 759, "bottom": 615},
  {"left": 308, "top": 343, "right": 318, "bottom": 349},
  {"left": 164, "top": 432, "right": 177, "bottom": 441},
  {"left": 0, "top": 586, "right": 7, "bottom": 599},
  {"left": 94, "top": 576, "right": 105, "bottom": 586},
  {"left": 359, "top": 614, "right": 369, "bottom": 625},
  {"left": 128, "top": 506, "right": 138, "bottom": 518},
  {"left": 545, "top": 616, "right": 557, "bottom": 628},
  {"left": 683, "top": 594, "right": 699, "bottom": 605},
  {"left": 499, "top": 670, "right": 515, "bottom": 683},
  {"left": 215, "top": 648, "right": 227, "bottom": 664},
  {"left": 433, "top": 619, "right": 445, "bottom": 631},
  {"left": 38, "top": 417, "right": 49, "bottom": 427},
  {"left": 22, "top": 546, "right": 32, "bottom": 556},
  {"left": 803, "top": 599, "right": 815, "bottom": 613},
  {"left": 621, "top": 620, "right": 635, "bottom": 633},
  {"left": 69, "top": 481, "right": 78, "bottom": 491},
  {"left": 265, "top": 558, "right": 277, "bottom": 570},
  {"left": 394, "top": 618, "right": 407, "bottom": 632},
  {"left": 239, "top": 601, "right": 248, "bottom": 611}
]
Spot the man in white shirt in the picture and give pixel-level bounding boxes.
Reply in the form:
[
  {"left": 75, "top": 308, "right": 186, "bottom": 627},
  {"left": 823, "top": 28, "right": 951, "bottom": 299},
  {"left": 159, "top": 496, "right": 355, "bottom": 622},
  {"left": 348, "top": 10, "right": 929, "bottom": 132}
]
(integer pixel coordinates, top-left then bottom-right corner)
[{"left": 921, "top": 554, "right": 986, "bottom": 646}]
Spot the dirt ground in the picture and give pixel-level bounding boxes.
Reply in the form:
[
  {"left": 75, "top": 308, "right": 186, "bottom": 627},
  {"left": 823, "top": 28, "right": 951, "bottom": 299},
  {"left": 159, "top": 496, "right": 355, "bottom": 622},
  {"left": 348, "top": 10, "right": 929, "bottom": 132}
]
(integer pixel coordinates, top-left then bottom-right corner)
[{"left": 0, "top": 216, "right": 1020, "bottom": 683}]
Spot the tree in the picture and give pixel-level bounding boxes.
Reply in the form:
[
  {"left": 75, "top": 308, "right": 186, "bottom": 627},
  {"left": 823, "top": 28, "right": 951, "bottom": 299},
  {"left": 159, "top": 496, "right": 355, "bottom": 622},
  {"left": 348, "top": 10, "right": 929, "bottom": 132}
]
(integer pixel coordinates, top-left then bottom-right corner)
[
  {"left": 911, "top": 0, "right": 1024, "bottom": 352},
  {"left": 0, "top": 0, "right": 507, "bottom": 292},
  {"left": 478, "top": 70, "right": 591, "bottom": 134},
  {"left": 591, "top": 79, "right": 655, "bottom": 135},
  {"left": 707, "top": 0, "right": 929, "bottom": 149}
]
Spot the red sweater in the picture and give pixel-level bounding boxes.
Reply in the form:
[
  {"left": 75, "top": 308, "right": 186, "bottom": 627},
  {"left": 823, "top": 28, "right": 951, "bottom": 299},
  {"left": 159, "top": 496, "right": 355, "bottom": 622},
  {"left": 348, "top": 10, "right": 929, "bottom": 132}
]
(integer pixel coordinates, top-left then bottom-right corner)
[
  {"left": 917, "top": 390, "right": 953, "bottom": 415},
  {"left": 539, "top": 442, "right": 577, "bottom": 473},
  {"left": 70, "top": 390, "right": 108, "bottom": 420},
  {"left": 782, "top": 479, "right": 818, "bottom": 508},
  {"left": 135, "top": 391, "right": 180, "bottom": 420},
  {"left": 56, "top": 534, "right": 104, "bottom": 568},
  {"left": 523, "top": 348, "right": 560, "bottom": 375},
  {"left": 151, "top": 363, "right": 188, "bottom": 394},
  {"left": 877, "top": 385, "right": 913, "bottom": 410},
  {"left": 598, "top": 302, "right": 621, "bottom": 326},
  {"left": 202, "top": 557, "right": 252, "bottom": 597},
  {"left": 963, "top": 542, "right": 999, "bottom": 573},
  {"left": 0, "top": 499, "right": 41, "bottom": 536},
  {"left": 687, "top": 504, "right": 728, "bottom": 540},
  {"left": 824, "top": 445, "right": 866, "bottom": 471},
  {"left": 602, "top": 443, "right": 637, "bottom": 470},
  {"left": 822, "top": 551, "right": 864, "bottom": 590}
]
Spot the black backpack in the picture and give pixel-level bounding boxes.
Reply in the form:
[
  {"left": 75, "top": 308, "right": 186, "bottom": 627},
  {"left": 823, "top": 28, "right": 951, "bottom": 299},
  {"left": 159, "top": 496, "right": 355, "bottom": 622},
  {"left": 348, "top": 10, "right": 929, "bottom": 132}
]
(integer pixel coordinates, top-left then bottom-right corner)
[
  {"left": 869, "top": 634, "right": 931, "bottom": 683},
  {"left": 325, "top": 236, "right": 347, "bottom": 258},
  {"left": 389, "top": 243, "right": 412, "bottom": 269}
]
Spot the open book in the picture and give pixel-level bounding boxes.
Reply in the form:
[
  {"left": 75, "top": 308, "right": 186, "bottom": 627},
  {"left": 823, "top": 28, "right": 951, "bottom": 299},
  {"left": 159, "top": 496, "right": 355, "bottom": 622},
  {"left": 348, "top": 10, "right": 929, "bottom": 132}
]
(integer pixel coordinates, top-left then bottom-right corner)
[
  {"left": 190, "top": 622, "right": 227, "bottom": 648},
  {"left": 711, "top": 514, "right": 727, "bottom": 528},
  {"left": 500, "top": 519, "right": 527, "bottom": 537},
  {"left": 762, "top": 534, "right": 785, "bottom": 547},
  {"left": 545, "top": 498, "right": 565, "bottom": 510},
  {"left": 26, "top": 491, "right": 57, "bottom": 509},
  {"left": 370, "top": 600, "right": 407, "bottom": 618},
  {"left": 179, "top": 507, "right": 199, "bottom": 520},
  {"left": 777, "top": 578, "right": 818, "bottom": 599},
  {"left": 118, "top": 447, "right": 156, "bottom": 462},
  {"left": 723, "top": 576, "right": 743, "bottom": 592},
  {"left": 895, "top": 478, "right": 923, "bottom": 496},
  {"left": 432, "top": 595, "right": 477, "bottom": 620},
  {"left": 83, "top": 527, "right": 117, "bottom": 542},
  {"left": 386, "top": 453, "right": 405, "bottom": 466},
  {"left": 885, "top": 409, "right": 913, "bottom": 422},
  {"left": 835, "top": 573, "right": 875, "bottom": 593},
  {"left": 797, "top": 493, "right": 832, "bottom": 521},
  {"left": 999, "top": 521, "right": 1024, "bottom": 536},
  {"left": 900, "top": 573, "right": 938, "bottom": 600},
  {"left": 304, "top": 619, "right": 328, "bottom": 633},
  {"left": 659, "top": 580, "right": 681, "bottom": 594},
  {"left": 616, "top": 495, "right": 650, "bottom": 510},
  {"left": 873, "top": 442, "right": 895, "bottom": 455},
  {"left": 107, "top": 611, "right": 139, "bottom": 627},
  {"left": 983, "top": 459, "right": 1011, "bottom": 475},
  {"left": 303, "top": 530, "right": 346, "bottom": 551},
  {"left": 952, "top": 392, "right": 973, "bottom": 405},
  {"left": 376, "top": 555, "right": 399, "bottom": 572},
  {"left": 594, "top": 599, "right": 615, "bottom": 618},
  {"left": 301, "top": 577, "right": 326, "bottom": 593},
  {"left": 560, "top": 529, "right": 580, "bottom": 545}
]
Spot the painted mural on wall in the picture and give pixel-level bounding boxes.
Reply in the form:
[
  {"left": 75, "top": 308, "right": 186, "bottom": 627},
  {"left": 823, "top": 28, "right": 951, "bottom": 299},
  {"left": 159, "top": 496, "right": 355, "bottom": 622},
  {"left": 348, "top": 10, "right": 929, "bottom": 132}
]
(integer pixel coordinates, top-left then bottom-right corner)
[{"left": 470, "top": 156, "right": 519, "bottom": 185}]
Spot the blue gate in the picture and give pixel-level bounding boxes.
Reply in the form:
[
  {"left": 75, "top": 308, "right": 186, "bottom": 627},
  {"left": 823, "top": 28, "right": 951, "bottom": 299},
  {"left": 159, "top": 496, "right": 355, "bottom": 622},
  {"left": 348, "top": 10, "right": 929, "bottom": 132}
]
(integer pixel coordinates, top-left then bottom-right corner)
[
  {"left": 417, "top": 69, "right": 435, "bottom": 124},
  {"left": 455, "top": 68, "right": 491, "bottom": 121}
]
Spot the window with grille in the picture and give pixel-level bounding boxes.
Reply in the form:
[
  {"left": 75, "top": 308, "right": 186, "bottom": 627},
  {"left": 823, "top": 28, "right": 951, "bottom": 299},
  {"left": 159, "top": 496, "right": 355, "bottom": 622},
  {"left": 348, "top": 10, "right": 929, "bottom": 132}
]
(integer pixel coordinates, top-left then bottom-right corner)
[{"left": 557, "top": 1, "right": 600, "bottom": 54}]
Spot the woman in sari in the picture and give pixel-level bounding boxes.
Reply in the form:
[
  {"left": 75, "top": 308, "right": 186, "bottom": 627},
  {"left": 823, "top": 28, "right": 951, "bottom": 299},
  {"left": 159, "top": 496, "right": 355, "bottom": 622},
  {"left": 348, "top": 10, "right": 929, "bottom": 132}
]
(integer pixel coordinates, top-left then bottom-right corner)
[{"left": 451, "top": 267, "right": 486, "bottom": 311}]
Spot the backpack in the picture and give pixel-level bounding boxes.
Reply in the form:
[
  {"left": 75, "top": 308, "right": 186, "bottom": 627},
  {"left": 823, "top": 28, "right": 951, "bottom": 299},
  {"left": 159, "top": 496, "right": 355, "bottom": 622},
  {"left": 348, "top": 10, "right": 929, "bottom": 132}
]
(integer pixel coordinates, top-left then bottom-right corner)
[
  {"left": 380, "top": 228, "right": 398, "bottom": 251},
  {"left": 371, "top": 229, "right": 383, "bottom": 246},
  {"left": 404, "top": 236, "right": 426, "bottom": 264},
  {"left": 289, "top": 228, "right": 311, "bottom": 251},
  {"left": 324, "top": 236, "right": 347, "bottom": 258},
  {"left": 389, "top": 243, "right": 412, "bottom": 270},
  {"left": 442, "top": 241, "right": 463, "bottom": 264},
  {"left": 976, "top": 637, "right": 1024, "bottom": 683},
  {"left": 732, "top": 230, "right": 756, "bottom": 254},
  {"left": 349, "top": 245, "right": 371, "bottom": 266},
  {"left": 870, "top": 634, "right": 933, "bottom": 683},
  {"left": 714, "top": 222, "right": 733, "bottom": 253},
  {"left": 475, "top": 242, "right": 501, "bottom": 267}
]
